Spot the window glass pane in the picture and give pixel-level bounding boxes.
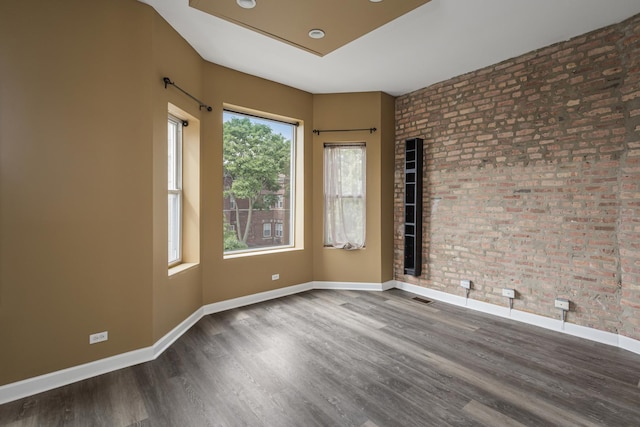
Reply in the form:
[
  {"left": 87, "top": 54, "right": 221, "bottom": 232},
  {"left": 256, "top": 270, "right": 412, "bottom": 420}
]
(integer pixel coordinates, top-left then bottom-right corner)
[
  {"left": 168, "top": 193, "right": 181, "bottom": 263},
  {"left": 168, "top": 116, "right": 182, "bottom": 265},
  {"left": 324, "top": 144, "right": 366, "bottom": 249},
  {"left": 168, "top": 120, "right": 177, "bottom": 190},
  {"left": 223, "top": 110, "right": 295, "bottom": 253}
]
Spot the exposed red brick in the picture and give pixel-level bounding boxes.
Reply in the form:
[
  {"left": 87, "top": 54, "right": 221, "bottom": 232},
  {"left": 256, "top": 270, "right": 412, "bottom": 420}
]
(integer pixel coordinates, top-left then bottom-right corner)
[{"left": 394, "top": 13, "right": 640, "bottom": 341}]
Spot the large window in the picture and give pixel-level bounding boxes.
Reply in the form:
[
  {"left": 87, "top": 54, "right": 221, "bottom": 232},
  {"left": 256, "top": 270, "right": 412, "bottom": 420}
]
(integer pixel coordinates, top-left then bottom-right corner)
[
  {"left": 223, "top": 109, "right": 296, "bottom": 254},
  {"left": 324, "top": 143, "right": 366, "bottom": 249},
  {"left": 168, "top": 115, "right": 183, "bottom": 265}
]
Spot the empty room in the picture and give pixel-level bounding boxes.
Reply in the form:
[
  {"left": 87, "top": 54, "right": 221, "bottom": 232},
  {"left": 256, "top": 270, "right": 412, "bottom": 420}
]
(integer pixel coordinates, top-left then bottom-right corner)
[{"left": 1, "top": 0, "right": 640, "bottom": 425}]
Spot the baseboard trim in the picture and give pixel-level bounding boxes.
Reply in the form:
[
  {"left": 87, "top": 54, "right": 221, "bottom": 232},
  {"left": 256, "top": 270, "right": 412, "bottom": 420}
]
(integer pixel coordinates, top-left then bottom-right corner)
[
  {"left": 0, "top": 346, "right": 153, "bottom": 406},
  {"left": 200, "top": 281, "right": 393, "bottom": 315},
  {"left": 394, "top": 280, "right": 636, "bottom": 352},
  {"left": 619, "top": 334, "right": 640, "bottom": 355},
  {"left": 312, "top": 280, "right": 395, "bottom": 291},
  {"left": 203, "top": 282, "right": 314, "bottom": 315},
  {"left": 153, "top": 307, "right": 205, "bottom": 358},
  {"left": 2, "top": 279, "right": 638, "bottom": 405},
  {"left": 0, "top": 306, "right": 208, "bottom": 406},
  {"left": 0, "top": 282, "right": 318, "bottom": 404}
]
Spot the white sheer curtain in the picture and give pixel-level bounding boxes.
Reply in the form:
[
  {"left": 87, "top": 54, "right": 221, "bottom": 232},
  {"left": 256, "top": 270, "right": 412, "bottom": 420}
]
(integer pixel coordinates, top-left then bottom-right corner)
[{"left": 324, "top": 143, "right": 366, "bottom": 250}]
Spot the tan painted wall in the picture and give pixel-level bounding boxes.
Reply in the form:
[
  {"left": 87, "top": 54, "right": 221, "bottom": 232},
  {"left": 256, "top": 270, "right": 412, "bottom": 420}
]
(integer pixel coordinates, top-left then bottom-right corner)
[
  {"left": 379, "top": 93, "right": 397, "bottom": 282},
  {"left": 0, "top": 0, "right": 393, "bottom": 388},
  {"left": 312, "top": 93, "right": 395, "bottom": 283},
  {"left": 150, "top": 12, "right": 204, "bottom": 342},
  {"left": 0, "top": 0, "right": 155, "bottom": 385},
  {"left": 201, "top": 64, "right": 315, "bottom": 304}
]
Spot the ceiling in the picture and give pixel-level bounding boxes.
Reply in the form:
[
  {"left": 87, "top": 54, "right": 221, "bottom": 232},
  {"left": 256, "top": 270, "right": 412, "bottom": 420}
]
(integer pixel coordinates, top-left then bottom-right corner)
[
  {"left": 139, "top": 0, "right": 640, "bottom": 97},
  {"left": 189, "top": 0, "right": 431, "bottom": 56}
]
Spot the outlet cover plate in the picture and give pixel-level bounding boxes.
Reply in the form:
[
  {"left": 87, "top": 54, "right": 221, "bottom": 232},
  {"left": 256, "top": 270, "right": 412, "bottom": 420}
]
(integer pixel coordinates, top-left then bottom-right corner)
[
  {"left": 502, "top": 288, "right": 515, "bottom": 298},
  {"left": 89, "top": 331, "right": 108, "bottom": 344},
  {"left": 555, "top": 298, "right": 570, "bottom": 311},
  {"left": 460, "top": 280, "right": 471, "bottom": 289}
]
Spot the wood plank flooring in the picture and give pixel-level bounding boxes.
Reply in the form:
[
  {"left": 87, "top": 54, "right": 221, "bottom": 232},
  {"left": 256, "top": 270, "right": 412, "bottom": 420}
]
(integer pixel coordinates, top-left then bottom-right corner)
[{"left": 1, "top": 289, "right": 639, "bottom": 426}]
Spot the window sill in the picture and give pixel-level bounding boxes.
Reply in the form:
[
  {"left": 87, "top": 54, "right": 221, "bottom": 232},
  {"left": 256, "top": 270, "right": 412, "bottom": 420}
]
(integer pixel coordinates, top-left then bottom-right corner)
[
  {"left": 169, "top": 262, "right": 199, "bottom": 277},
  {"left": 323, "top": 245, "right": 367, "bottom": 250},
  {"left": 224, "top": 246, "right": 301, "bottom": 260}
]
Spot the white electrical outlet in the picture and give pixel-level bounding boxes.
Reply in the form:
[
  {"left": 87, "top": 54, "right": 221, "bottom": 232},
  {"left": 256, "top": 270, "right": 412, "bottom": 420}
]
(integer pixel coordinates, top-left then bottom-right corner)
[
  {"left": 89, "top": 331, "right": 108, "bottom": 344},
  {"left": 272, "top": 273, "right": 280, "bottom": 281},
  {"left": 555, "top": 298, "right": 570, "bottom": 311},
  {"left": 502, "top": 288, "right": 515, "bottom": 298},
  {"left": 460, "top": 280, "right": 471, "bottom": 289}
]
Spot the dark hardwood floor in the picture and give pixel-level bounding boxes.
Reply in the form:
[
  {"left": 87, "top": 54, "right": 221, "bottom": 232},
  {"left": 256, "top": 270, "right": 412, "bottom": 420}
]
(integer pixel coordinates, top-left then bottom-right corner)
[{"left": 1, "top": 289, "right": 640, "bottom": 426}]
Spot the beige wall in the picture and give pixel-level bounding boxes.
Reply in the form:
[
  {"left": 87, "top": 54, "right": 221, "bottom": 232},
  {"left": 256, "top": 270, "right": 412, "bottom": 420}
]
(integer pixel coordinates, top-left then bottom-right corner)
[
  {"left": 0, "top": 0, "right": 394, "bottom": 387},
  {"left": 379, "top": 94, "right": 397, "bottom": 282},
  {"left": 312, "top": 93, "right": 395, "bottom": 283},
  {"left": 200, "top": 63, "right": 315, "bottom": 304},
  {"left": 2, "top": 0, "right": 635, "bottom": 391},
  {"left": 0, "top": 0, "right": 155, "bottom": 385},
  {"left": 150, "top": 11, "right": 204, "bottom": 342}
]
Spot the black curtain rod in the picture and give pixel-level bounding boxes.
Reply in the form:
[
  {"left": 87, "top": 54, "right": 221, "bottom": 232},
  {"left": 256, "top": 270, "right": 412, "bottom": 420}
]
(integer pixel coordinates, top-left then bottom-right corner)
[
  {"left": 312, "top": 127, "right": 377, "bottom": 135},
  {"left": 163, "top": 77, "right": 212, "bottom": 112},
  {"left": 323, "top": 142, "right": 366, "bottom": 147}
]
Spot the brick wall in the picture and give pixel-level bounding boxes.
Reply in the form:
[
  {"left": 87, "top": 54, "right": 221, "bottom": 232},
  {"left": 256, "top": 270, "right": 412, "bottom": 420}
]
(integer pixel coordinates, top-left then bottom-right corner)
[
  {"left": 619, "top": 15, "right": 640, "bottom": 339},
  {"left": 394, "top": 14, "right": 640, "bottom": 340}
]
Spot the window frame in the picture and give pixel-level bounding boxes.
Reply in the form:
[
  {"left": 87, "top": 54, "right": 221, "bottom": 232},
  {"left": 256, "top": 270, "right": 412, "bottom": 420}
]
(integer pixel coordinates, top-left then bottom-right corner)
[
  {"left": 168, "top": 114, "right": 184, "bottom": 267},
  {"left": 323, "top": 143, "right": 367, "bottom": 249},
  {"left": 222, "top": 107, "right": 299, "bottom": 256}
]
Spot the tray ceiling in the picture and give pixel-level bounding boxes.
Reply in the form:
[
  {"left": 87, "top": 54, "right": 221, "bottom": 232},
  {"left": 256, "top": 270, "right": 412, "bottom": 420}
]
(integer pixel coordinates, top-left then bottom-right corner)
[
  {"left": 189, "top": 0, "right": 431, "bottom": 56},
  {"left": 139, "top": 0, "right": 640, "bottom": 96}
]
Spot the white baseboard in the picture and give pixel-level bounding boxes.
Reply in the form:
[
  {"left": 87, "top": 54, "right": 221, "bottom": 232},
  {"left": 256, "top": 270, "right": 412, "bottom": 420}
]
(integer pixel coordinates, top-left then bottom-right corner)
[
  {"left": 312, "top": 280, "right": 395, "bottom": 291},
  {"left": 153, "top": 307, "right": 205, "bottom": 357},
  {"left": 620, "top": 334, "right": 640, "bottom": 355},
  {"left": 0, "top": 305, "right": 207, "bottom": 406},
  {"left": 0, "top": 346, "right": 154, "bottom": 406},
  {"left": 381, "top": 280, "right": 396, "bottom": 291},
  {"left": 394, "top": 280, "right": 635, "bottom": 352},
  {"left": 203, "top": 282, "right": 314, "bottom": 315},
  {"left": 2, "top": 279, "right": 638, "bottom": 405},
  {"left": 0, "top": 281, "right": 313, "bottom": 405},
  {"left": 201, "top": 280, "right": 393, "bottom": 317},
  {"left": 201, "top": 279, "right": 398, "bottom": 316}
]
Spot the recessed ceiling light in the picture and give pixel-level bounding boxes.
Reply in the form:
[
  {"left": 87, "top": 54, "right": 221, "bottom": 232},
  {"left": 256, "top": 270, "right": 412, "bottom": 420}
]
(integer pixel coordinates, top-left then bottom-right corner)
[
  {"left": 236, "top": 0, "right": 256, "bottom": 9},
  {"left": 369, "top": 0, "right": 383, "bottom": 2},
  {"left": 308, "top": 29, "right": 325, "bottom": 39}
]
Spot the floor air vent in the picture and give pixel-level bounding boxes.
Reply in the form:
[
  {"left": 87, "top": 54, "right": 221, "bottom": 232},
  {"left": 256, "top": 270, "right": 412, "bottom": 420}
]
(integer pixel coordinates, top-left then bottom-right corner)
[{"left": 412, "top": 297, "right": 433, "bottom": 305}]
